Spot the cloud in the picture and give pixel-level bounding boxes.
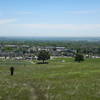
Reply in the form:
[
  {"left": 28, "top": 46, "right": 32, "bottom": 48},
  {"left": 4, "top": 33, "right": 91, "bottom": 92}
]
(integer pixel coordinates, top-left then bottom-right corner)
[
  {"left": 17, "top": 11, "right": 33, "bottom": 15},
  {"left": 0, "top": 19, "right": 16, "bottom": 24},
  {"left": 17, "top": 24, "right": 100, "bottom": 30},
  {"left": 0, "top": 24, "right": 100, "bottom": 37},
  {"left": 65, "top": 10, "right": 97, "bottom": 14}
]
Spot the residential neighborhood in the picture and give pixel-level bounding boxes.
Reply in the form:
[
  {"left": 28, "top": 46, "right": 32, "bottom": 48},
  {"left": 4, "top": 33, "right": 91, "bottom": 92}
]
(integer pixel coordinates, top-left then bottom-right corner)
[{"left": 0, "top": 44, "right": 77, "bottom": 60}]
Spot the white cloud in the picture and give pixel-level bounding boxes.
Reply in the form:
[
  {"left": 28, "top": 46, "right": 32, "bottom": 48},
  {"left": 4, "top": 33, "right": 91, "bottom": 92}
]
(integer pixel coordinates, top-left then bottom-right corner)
[
  {"left": 17, "top": 24, "right": 100, "bottom": 30},
  {"left": 0, "top": 24, "right": 100, "bottom": 37},
  {"left": 0, "top": 19, "right": 16, "bottom": 24}
]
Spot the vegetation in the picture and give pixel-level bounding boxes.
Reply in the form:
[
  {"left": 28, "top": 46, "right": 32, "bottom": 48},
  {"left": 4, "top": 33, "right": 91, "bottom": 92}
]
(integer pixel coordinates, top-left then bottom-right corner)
[
  {"left": 37, "top": 50, "right": 50, "bottom": 64},
  {"left": 0, "top": 40, "right": 100, "bottom": 56},
  {"left": 75, "top": 53, "right": 84, "bottom": 62},
  {"left": 0, "top": 40, "right": 100, "bottom": 99},
  {"left": 0, "top": 58, "right": 100, "bottom": 100}
]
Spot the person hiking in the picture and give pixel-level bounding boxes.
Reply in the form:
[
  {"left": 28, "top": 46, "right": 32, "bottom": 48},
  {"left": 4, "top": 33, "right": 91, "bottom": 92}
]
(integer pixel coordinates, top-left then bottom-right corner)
[{"left": 10, "top": 67, "right": 14, "bottom": 76}]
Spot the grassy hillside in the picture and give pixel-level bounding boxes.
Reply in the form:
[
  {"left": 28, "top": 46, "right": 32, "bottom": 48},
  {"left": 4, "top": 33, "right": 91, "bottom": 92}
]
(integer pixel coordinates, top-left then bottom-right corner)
[{"left": 0, "top": 58, "right": 100, "bottom": 100}]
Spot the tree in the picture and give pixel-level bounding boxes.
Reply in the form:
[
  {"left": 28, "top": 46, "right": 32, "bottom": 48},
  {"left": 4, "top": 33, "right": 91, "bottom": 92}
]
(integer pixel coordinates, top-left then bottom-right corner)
[
  {"left": 37, "top": 50, "right": 50, "bottom": 63},
  {"left": 75, "top": 53, "right": 84, "bottom": 62}
]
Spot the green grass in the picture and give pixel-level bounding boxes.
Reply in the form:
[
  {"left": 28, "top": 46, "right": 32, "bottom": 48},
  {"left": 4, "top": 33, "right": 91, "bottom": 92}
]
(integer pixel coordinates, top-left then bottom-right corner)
[{"left": 0, "top": 58, "right": 100, "bottom": 100}]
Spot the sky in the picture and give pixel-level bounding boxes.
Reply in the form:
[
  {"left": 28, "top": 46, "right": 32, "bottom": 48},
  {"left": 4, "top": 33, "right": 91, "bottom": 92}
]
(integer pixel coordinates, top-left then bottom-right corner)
[{"left": 0, "top": 0, "right": 100, "bottom": 37}]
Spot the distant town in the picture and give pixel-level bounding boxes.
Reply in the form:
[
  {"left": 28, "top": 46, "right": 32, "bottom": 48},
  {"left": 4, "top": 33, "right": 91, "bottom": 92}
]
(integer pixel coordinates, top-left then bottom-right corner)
[
  {"left": 0, "top": 42, "right": 100, "bottom": 60},
  {"left": 0, "top": 44, "right": 77, "bottom": 60}
]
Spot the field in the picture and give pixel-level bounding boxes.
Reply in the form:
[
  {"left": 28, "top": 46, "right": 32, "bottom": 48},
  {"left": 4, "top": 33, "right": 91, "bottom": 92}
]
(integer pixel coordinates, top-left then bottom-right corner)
[{"left": 0, "top": 58, "right": 100, "bottom": 100}]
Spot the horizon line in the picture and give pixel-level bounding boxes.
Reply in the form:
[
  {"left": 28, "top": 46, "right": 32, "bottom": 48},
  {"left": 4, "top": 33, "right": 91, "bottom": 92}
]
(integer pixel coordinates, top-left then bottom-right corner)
[{"left": 0, "top": 36, "right": 100, "bottom": 38}]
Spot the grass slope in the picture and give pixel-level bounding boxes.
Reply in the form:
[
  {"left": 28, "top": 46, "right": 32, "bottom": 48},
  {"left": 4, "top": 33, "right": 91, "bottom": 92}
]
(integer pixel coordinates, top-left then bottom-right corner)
[{"left": 0, "top": 58, "right": 100, "bottom": 100}]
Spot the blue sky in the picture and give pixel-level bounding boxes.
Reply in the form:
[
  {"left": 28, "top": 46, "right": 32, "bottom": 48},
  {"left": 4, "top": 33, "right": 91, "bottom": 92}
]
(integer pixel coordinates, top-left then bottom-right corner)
[{"left": 0, "top": 0, "right": 100, "bottom": 37}]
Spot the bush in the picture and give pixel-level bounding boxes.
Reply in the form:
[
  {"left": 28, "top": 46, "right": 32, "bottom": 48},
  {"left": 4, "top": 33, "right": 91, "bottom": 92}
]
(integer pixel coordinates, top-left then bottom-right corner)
[{"left": 75, "top": 53, "right": 84, "bottom": 62}]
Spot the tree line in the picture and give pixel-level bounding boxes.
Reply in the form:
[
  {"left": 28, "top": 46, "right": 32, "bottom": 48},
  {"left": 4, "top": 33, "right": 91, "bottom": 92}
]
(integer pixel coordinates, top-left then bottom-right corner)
[{"left": 37, "top": 50, "right": 84, "bottom": 64}]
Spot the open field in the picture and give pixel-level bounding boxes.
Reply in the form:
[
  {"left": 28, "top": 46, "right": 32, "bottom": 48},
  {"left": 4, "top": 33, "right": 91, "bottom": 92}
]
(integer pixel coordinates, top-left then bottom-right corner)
[{"left": 0, "top": 58, "right": 100, "bottom": 100}]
